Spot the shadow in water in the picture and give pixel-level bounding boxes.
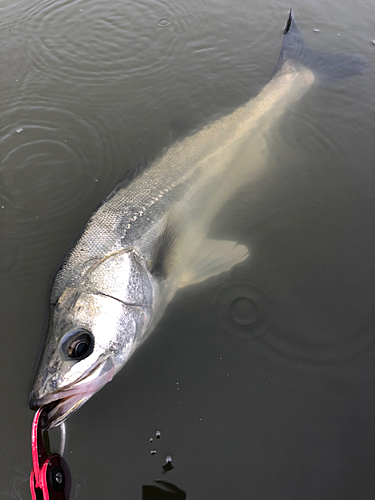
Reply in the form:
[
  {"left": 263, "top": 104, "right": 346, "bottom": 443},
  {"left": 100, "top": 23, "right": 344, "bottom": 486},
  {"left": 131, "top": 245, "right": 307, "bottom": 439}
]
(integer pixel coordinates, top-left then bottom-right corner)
[{"left": 142, "top": 481, "right": 187, "bottom": 500}]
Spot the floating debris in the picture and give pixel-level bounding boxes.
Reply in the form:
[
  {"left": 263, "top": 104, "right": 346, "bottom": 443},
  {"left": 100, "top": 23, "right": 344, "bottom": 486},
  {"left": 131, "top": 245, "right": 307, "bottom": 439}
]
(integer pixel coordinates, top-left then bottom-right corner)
[
  {"left": 150, "top": 450, "right": 157, "bottom": 456},
  {"left": 372, "top": 40, "right": 375, "bottom": 45},
  {"left": 162, "top": 455, "right": 174, "bottom": 472},
  {"left": 149, "top": 437, "right": 153, "bottom": 443},
  {"left": 16, "top": 127, "right": 23, "bottom": 133},
  {"left": 313, "top": 28, "right": 320, "bottom": 32},
  {"left": 155, "top": 430, "right": 161, "bottom": 439}
]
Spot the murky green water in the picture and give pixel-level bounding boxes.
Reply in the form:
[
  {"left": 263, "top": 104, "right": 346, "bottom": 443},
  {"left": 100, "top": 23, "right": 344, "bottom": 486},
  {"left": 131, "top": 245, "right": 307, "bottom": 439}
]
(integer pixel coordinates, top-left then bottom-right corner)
[{"left": 1, "top": 0, "right": 374, "bottom": 498}]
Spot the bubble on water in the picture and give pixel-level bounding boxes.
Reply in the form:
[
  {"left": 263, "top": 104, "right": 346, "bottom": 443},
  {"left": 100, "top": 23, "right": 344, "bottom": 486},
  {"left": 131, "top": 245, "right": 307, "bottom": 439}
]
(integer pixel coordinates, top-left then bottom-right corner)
[
  {"left": 155, "top": 430, "right": 161, "bottom": 439},
  {"left": 372, "top": 40, "right": 375, "bottom": 45},
  {"left": 149, "top": 437, "right": 153, "bottom": 442},
  {"left": 313, "top": 29, "right": 320, "bottom": 32},
  {"left": 150, "top": 450, "right": 157, "bottom": 456},
  {"left": 156, "top": 18, "right": 171, "bottom": 28},
  {"left": 165, "top": 455, "right": 172, "bottom": 463}
]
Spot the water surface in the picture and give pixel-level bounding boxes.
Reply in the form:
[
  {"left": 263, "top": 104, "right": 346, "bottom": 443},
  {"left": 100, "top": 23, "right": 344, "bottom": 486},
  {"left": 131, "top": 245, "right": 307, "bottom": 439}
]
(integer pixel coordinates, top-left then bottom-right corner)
[{"left": 1, "top": 0, "right": 374, "bottom": 498}]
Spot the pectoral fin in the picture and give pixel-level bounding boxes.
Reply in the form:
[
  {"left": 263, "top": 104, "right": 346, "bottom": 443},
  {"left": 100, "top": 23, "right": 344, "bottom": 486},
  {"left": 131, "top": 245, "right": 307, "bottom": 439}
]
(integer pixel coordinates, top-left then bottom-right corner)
[
  {"left": 179, "top": 239, "right": 249, "bottom": 288},
  {"left": 151, "top": 220, "right": 180, "bottom": 280}
]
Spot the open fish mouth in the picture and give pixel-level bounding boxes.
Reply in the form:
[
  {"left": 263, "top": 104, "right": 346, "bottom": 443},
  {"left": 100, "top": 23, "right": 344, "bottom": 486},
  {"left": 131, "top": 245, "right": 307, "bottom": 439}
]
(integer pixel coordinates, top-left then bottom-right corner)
[
  {"left": 30, "top": 355, "right": 115, "bottom": 429},
  {"left": 43, "top": 394, "right": 94, "bottom": 429}
]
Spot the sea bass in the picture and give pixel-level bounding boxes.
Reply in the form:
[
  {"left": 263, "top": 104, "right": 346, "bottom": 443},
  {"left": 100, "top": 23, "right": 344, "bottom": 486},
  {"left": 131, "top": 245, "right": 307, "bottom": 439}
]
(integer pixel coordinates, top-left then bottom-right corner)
[{"left": 30, "top": 11, "right": 366, "bottom": 428}]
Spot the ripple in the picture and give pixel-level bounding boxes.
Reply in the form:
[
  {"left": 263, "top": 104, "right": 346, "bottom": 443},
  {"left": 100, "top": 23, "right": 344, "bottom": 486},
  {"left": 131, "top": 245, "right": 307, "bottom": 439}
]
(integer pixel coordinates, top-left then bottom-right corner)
[
  {"left": 229, "top": 296, "right": 259, "bottom": 326},
  {"left": 263, "top": 306, "right": 375, "bottom": 367},
  {"left": 210, "top": 279, "right": 272, "bottom": 342},
  {"left": 11, "top": 0, "right": 184, "bottom": 88},
  {"left": 157, "top": 18, "right": 171, "bottom": 28},
  {"left": 0, "top": 100, "right": 118, "bottom": 222},
  {"left": 211, "top": 275, "right": 374, "bottom": 368},
  {"left": 1, "top": 0, "right": 255, "bottom": 97},
  {"left": 0, "top": 237, "right": 22, "bottom": 277},
  {"left": 0, "top": 93, "right": 123, "bottom": 282}
]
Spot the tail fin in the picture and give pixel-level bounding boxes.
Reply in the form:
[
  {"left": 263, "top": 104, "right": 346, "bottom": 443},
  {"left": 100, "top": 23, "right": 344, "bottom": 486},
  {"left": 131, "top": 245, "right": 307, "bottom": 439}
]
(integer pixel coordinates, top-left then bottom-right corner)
[{"left": 273, "top": 9, "right": 369, "bottom": 80}]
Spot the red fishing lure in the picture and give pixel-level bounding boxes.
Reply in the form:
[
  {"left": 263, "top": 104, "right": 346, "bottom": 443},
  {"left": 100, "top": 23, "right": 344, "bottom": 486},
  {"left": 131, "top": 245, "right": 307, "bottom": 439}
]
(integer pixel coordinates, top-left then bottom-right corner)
[{"left": 30, "top": 407, "right": 71, "bottom": 500}]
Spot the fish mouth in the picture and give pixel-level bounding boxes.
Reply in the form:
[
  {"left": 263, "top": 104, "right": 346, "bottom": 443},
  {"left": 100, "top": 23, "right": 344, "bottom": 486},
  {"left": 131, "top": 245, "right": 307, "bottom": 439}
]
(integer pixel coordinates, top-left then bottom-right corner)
[
  {"left": 30, "top": 355, "right": 115, "bottom": 429},
  {"left": 40, "top": 394, "right": 93, "bottom": 430}
]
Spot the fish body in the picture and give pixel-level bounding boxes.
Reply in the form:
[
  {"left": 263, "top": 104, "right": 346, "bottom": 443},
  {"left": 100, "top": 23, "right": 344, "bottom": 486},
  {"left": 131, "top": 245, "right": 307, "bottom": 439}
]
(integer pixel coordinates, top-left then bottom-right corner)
[{"left": 30, "top": 11, "right": 367, "bottom": 428}]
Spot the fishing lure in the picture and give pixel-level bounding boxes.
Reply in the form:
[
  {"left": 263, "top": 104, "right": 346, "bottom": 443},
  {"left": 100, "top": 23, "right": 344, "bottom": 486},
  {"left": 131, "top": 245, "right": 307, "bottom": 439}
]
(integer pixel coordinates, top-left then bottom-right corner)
[{"left": 30, "top": 406, "right": 71, "bottom": 500}]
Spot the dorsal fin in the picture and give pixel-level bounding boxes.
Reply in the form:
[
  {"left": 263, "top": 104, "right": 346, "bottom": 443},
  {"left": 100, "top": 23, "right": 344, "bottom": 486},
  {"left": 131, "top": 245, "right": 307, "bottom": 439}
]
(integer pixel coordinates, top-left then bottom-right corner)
[{"left": 112, "top": 161, "right": 148, "bottom": 193}]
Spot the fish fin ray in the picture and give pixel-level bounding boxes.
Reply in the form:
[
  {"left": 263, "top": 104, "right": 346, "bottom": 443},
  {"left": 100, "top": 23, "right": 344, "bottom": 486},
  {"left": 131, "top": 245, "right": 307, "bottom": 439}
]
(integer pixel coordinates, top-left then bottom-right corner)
[
  {"left": 151, "top": 217, "right": 181, "bottom": 280},
  {"left": 273, "top": 9, "right": 368, "bottom": 81},
  {"left": 179, "top": 239, "right": 249, "bottom": 288}
]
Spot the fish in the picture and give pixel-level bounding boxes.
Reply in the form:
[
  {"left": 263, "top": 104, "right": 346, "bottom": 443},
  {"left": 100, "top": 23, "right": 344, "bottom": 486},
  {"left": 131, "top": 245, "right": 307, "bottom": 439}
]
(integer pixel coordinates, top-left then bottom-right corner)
[{"left": 29, "top": 10, "right": 367, "bottom": 428}]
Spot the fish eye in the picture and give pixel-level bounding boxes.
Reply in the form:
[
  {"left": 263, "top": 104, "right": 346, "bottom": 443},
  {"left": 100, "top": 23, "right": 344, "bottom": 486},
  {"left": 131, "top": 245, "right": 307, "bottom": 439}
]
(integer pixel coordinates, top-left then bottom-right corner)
[{"left": 61, "top": 329, "right": 94, "bottom": 360}]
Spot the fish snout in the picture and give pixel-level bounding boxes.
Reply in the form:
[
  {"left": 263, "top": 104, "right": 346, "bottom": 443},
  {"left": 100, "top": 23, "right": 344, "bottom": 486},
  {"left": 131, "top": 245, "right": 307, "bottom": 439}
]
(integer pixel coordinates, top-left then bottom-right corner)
[
  {"left": 29, "top": 391, "right": 40, "bottom": 410},
  {"left": 29, "top": 365, "right": 62, "bottom": 409},
  {"left": 29, "top": 385, "right": 63, "bottom": 411}
]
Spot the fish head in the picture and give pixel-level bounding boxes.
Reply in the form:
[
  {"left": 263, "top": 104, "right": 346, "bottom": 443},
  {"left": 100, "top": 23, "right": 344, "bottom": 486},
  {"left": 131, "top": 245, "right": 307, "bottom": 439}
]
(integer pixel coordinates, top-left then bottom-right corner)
[{"left": 30, "top": 249, "right": 153, "bottom": 428}]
